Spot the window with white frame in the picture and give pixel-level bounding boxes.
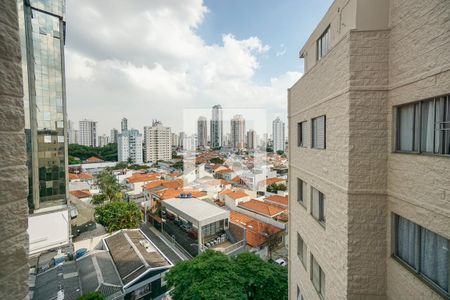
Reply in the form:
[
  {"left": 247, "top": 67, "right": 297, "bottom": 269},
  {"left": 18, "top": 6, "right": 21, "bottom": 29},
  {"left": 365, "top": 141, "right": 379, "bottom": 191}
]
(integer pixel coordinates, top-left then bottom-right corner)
[
  {"left": 297, "top": 233, "right": 307, "bottom": 268},
  {"left": 396, "top": 95, "right": 450, "bottom": 155},
  {"left": 394, "top": 214, "right": 449, "bottom": 296},
  {"left": 317, "top": 26, "right": 330, "bottom": 61},
  {"left": 297, "top": 178, "right": 307, "bottom": 207},
  {"left": 312, "top": 115, "right": 326, "bottom": 149},
  {"left": 311, "top": 187, "right": 325, "bottom": 225},
  {"left": 298, "top": 121, "right": 306, "bottom": 147},
  {"left": 311, "top": 254, "right": 326, "bottom": 298}
]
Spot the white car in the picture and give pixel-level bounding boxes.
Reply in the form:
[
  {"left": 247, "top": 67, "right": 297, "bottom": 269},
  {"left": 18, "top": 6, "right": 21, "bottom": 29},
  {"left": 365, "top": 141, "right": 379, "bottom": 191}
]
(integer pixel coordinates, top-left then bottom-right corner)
[{"left": 275, "top": 258, "right": 287, "bottom": 267}]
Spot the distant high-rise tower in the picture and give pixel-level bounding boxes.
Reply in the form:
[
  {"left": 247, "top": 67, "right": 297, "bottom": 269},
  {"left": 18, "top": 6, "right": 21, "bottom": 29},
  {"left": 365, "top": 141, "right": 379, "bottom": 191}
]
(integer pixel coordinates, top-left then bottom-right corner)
[
  {"left": 246, "top": 129, "right": 257, "bottom": 150},
  {"left": 144, "top": 121, "right": 172, "bottom": 162},
  {"left": 179, "top": 132, "right": 186, "bottom": 149},
  {"left": 231, "top": 115, "right": 246, "bottom": 150},
  {"left": 67, "top": 120, "right": 79, "bottom": 144},
  {"left": 197, "top": 116, "right": 208, "bottom": 148},
  {"left": 272, "top": 117, "right": 285, "bottom": 152},
  {"left": 79, "top": 119, "right": 97, "bottom": 147},
  {"left": 210, "top": 105, "right": 223, "bottom": 148},
  {"left": 171, "top": 132, "right": 179, "bottom": 148},
  {"left": 98, "top": 134, "right": 109, "bottom": 147},
  {"left": 18, "top": 0, "right": 70, "bottom": 254},
  {"left": 110, "top": 128, "right": 118, "bottom": 144},
  {"left": 121, "top": 117, "right": 128, "bottom": 132},
  {"left": 118, "top": 129, "right": 143, "bottom": 164}
]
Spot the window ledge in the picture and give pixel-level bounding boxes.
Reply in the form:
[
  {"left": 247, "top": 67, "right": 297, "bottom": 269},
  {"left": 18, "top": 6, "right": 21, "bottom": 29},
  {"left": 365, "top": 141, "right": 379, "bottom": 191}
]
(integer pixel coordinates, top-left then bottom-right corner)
[{"left": 391, "top": 255, "right": 449, "bottom": 299}]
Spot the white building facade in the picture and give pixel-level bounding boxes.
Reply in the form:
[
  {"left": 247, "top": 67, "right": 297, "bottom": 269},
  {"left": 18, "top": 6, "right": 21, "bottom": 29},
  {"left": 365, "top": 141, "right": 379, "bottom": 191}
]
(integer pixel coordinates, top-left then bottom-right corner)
[
  {"left": 272, "top": 117, "right": 285, "bottom": 152},
  {"left": 144, "top": 121, "right": 172, "bottom": 162},
  {"left": 79, "top": 119, "right": 97, "bottom": 147},
  {"left": 118, "top": 129, "right": 143, "bottom": 164}
]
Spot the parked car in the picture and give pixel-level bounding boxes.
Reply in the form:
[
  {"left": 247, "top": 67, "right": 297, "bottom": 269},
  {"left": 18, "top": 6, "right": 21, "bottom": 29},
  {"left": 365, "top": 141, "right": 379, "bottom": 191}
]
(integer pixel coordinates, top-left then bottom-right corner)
[
  {"left": 180, "top": 223, "right": 192, "bottom": 232},
  {"left": 274, "top": 258, "right": 287, "bottom": 267}
]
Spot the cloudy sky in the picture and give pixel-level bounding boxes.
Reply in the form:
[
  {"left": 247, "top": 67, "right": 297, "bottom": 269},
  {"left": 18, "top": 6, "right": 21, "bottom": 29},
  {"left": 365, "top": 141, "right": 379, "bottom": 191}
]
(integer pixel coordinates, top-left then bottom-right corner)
[{"left": 65, "top": 0, "right": 332, "bottom": 136}]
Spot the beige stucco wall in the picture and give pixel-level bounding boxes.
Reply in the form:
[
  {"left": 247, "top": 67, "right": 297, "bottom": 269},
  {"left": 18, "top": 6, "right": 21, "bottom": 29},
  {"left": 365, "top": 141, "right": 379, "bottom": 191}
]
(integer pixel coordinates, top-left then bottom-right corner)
[
  {"left": 290, "top": 0, "right": 449, "bottom": 299},
  {"left": 385, "top": 0, "right": 450, "bottom": 299},
  {"left": 0, "top": 0, "right": 29, "bottom": 299},
  {"left": 289, "top": 30, "right": 352, "bottom": 299}
]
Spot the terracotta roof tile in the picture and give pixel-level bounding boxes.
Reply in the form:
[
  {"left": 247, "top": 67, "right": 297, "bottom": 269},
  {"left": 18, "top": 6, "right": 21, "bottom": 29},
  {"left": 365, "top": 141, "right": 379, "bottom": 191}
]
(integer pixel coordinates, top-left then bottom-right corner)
[
  {"left": 85, "top": 156, "right": 103, "bottom": 162},
  {"left": 70, "top": 190, "right": 91, "bottom": 198},
  {"left": 127, "top": 173, "right": 160, "bottom": 183},
  {"left": 238, "top": 199, "right": 285, "bottom": 217},
  {"left": 258, "top": 177, "right": 284, "bottom": 186},
  {"left": 230, "top": 211, "right": 282, "bottom": 248},
  {"left": 265, "top": 195, "right": 288, "bottom": 206}
]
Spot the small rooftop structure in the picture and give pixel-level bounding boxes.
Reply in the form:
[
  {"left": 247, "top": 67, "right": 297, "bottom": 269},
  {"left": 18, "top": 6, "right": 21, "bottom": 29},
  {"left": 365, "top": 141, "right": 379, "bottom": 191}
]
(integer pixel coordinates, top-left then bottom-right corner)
[
  {"left": 162, "top": 197, "right": 229, "bottom": 227},
  {"left": 103, "top": 229, "right": 172, "bottom": 285}
]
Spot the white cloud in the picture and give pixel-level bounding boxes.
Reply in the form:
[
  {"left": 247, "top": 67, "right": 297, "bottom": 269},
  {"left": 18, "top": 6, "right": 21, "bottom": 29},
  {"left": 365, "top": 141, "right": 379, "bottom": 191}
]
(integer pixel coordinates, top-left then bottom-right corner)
[{"left": 65, "top": 0, "right": 301, "bottom": 134}]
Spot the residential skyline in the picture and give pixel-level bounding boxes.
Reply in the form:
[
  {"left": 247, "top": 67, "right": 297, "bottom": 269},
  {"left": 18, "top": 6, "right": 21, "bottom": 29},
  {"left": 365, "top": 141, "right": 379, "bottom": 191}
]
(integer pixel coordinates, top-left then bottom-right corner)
[{"left": 65, "top": 0, "right": 333, "bottom": 135}]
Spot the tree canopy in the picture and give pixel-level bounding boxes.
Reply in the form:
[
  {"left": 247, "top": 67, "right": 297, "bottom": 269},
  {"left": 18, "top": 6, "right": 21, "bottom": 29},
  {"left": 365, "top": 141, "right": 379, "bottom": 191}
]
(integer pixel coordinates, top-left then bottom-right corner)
[
  {"left": 209, "top": 157, "right": 224, "bottom": 164},
  {"left": 68, "top": 143, "right": 117, "bottom": 163},
  {"left": 97, "top": 170, "right": 123, "bottom": 202},
  {"left": 95, "top": 201, "right": 142, "bottom": 233},
  {"left": 165, "top": 250, "right": 287, "bottom": 300},
  {"left": 267, "top": 183, "right": 287, "bottom": 193}
]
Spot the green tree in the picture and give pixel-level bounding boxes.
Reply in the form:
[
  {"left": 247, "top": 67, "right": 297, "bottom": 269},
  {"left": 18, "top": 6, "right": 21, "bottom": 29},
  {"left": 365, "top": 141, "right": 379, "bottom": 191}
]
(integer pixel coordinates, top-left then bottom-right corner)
[
  {"left": 267, "top": 183, "right": 287, "bottom": 193},
  {"left": 209, "top": 157, "right": 224, "bottom": 164},
  {"left": 97, "top": 170, "right": 123, "bottom": 201},
  {"left": 113, "top": 161, "right": 129, "bottom": 170},
  {"left": 95, "top": 201, "right": 142, "bottom": 233},
  {"left": 68, "top": 143, "right": 118, "bottom": 162},
  {"left": 91, "top": 193, "right": 107, "bottom": 205},
  {"left": 77, "top": 291, "right": 105, "bottom": 300},
  {"left": 173, "top": 161, "right": 184, "bottom": 170},
  {"left": 276, "top": 150, "right": 284, "bottom": 155},
  {"left": 234, "top": 252, "right": 288, "bottom": 300},
  {"left": 165, "top": 250, "right": 287, "bottom": 300}
]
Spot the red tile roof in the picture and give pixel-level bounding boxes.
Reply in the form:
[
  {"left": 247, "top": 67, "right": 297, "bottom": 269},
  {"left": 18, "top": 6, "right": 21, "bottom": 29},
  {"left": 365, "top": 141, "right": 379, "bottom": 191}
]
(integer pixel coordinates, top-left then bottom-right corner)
[
  {"left": 85, "top": 156, "right": 103, "bottom": 162},
  {"left": 230, "top": 211, "right": 282, "bottom": 248},
  {"left": 258, "top": 177, "right": 284, "bottom": 186},
  {"left": 69, "top": 172, "right": 93, "bottom": 181},
  {"left": 238, "top": 199, "right": 285, "bottom": 217},
  {"left": 215, "top": 168, "right": 233, "bottom": 174},
  {"left": 219, "top": 189, "right": 248, "bottom": 200},
  {"left": 127, "top": 173, "right": 160, "bottom": 183},
  {"left": 70, "top": 190, "right": 91, "bottom": 198},
  {"left": 143, "top": 179, "right": 184, "bottom": 190},
  {"left": 265, "top": 195, "right": 288, "bottom": 206},
  {"left": 156, "top": 188, "right": 207, "bottom": 200}
]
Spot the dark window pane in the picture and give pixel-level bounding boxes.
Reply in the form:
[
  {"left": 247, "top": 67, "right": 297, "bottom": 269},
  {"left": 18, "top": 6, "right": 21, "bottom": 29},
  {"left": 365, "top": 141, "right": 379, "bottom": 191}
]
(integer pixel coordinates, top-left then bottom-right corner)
[
  {"left": 420, "top": 227, "right": 449, "bottom": 292},
  {"left": 395, "top": 216, "right": 417, "bottom": 268}
]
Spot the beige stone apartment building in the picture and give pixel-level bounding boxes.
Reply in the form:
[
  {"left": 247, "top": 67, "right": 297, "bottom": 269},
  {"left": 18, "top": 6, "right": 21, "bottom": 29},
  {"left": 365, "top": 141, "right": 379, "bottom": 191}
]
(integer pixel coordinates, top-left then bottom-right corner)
[{"left": 288, "top": 0, "right": 449, "bottom": 299}]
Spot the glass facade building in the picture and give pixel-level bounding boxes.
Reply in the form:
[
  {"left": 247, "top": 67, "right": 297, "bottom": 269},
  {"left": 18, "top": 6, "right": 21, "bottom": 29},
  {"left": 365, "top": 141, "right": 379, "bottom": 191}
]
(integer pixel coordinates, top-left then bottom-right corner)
[{"left": 18, "top": 0, "right": 67, "bottom": 211}]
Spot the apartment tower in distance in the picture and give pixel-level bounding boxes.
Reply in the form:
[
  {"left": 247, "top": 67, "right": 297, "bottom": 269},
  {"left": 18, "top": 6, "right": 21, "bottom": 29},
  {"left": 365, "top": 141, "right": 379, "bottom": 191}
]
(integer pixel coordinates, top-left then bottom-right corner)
[
  {"left": 210, "top": 104, "right": 223, "bottom": 148},
  {"left": 247, "top": 129, "right": 257, "bottom": 150},
  {"left": 79, "top": 119, "right": 97, "bottom": 147},
  {"left": 143, "top": 120, "right": 172, "bottom": 162},
  {"left": 197, "top": 116, "right": 208, "bottom": 148},
  {"left": 118, "top": 129, "right": 143, "bottom": 164},
  {"left": 121, "top": 117, "right": 128, "bottom": 132},
  {"left": 288, "top": 0, "right": 449, "bottom": 299},
  {"left": 231, "top": 114, "right": 246, "bottom": 150},
  {"left": 110, "top": 128, "right": 118, "bottom": 144},
  {"left": 18, "top": 0, "right": 70, "bottom": 255},
  {"left": 273, "top": 117, "right": 286, "bottom": 152}
]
